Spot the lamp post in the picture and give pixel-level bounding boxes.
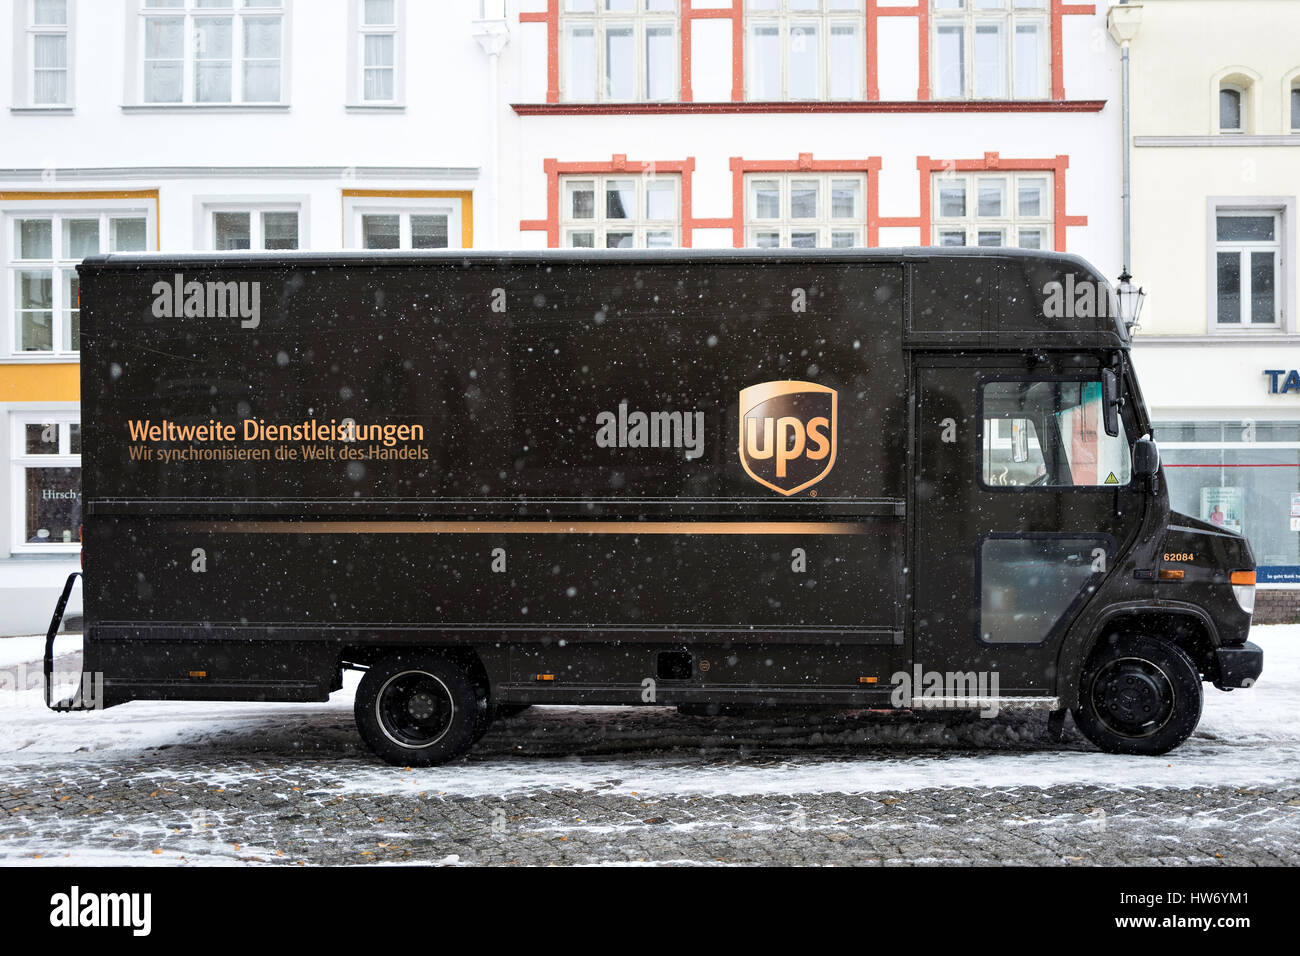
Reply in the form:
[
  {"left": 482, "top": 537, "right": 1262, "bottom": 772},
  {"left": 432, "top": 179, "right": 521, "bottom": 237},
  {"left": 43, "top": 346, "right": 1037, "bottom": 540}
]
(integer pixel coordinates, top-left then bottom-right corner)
[{"left": 1116, "top": 268, "right": 1146, "bottom": 333}]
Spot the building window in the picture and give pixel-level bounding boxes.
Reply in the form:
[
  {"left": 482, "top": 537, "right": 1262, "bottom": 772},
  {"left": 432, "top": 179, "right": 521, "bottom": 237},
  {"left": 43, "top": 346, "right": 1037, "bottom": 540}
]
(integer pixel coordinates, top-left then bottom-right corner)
[
  {"left": 561, "top": 175, "right": 680, "bottom": 248},
  {"left": 10, "top": 413, "right": 81, "bottom": 553},
  {"left": 141, "top": 0, "right": 284, "bottom": 105},
  {"left": 360, "top": 0, "right": 397, "bottom": 102},
  {"left": 5, "top": 209, "right": 151, "bottom": 356},
  {"left": 745, "top": 173, "right": 865, "bottom": 248},
  {"left": 28, "top": 0, "right": 70, "bottom": 106},
  {"left": 1159, "top": 421, "right": 1300, "bottom": 582},
  {"left": 344, "top": 195, "right": 467, "bottom": 250},
  {"left": 1290, "top": 81, "right": 1299, "bottom": 132},
  {"left": 745, "top": 0, "right": 865, "bottom": 101},
  {"left": 206, "top": 208, "right": 299, "bottom": 250},
  {"left": 932, "top": 171, "right": 1052, "bottom": 248},
  {"left": 1220, "top": 83, "right": 1245, "bottom": 132},
  {"left": 560, "top": 0, "right": 677, "bottom": 102},
  {"left": 359, "top": 212, "right": 446, "bottom": 249},
  {"left": 1215, "top": 210, "right": 1281, "bottom": 327},
  {"left": 932, "top": 0, "right": 1048, "bottom": 100}
]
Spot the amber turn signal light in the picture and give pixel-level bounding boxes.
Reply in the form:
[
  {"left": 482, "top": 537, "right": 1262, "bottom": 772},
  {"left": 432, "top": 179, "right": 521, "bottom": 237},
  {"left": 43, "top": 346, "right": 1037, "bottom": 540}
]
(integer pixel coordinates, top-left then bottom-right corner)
[{"left": 1230, "top": 570, "right": 1256, "bottom": 585}]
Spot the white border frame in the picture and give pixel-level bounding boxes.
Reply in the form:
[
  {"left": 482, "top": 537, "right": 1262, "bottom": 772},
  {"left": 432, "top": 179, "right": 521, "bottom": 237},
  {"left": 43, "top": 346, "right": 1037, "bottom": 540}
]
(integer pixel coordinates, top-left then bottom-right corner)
[
  {"left": 24, "top": 0, "right": 74, "bottom": 108},
  {"left": 1209, "top": 66, "right": 1260, "bottom": 136},
  {"left": 347, "top": 0, "right": 406, "bottom": 109},
  {"left": 8, "top": 406, "right": 81, "bottom": 555},
  {"left": 931, "top": 169, "right": 1053, "bottom": 248},
  {"left": 931, "top": 0, "right": 1049, "bottom": 101},
  {"left": 559, "top": 173, "right": 681, "bottom": 249},
  {"left": 743, "top": 171, "right": 866, "bottom": 249},
  {"left": 1, "top": 197, "right": 157, "bottom": 362},
  {"left": 744, "top": 0, "right": 867, "bottom": 102},
  {"left": 133, "top": 0, "right": 291, "bottom": 108},
  {"left": 194, "top": 195, "right": 307, "bottom": 250},
  {"left": 1206, "top": 196, "right": 1296, "bottom": 334},
  {"left": 342, "top": 195, "right": 464, "bottom": 250},
  {"left": 559, "top": 0, "right": 679, "bottom": 103}
]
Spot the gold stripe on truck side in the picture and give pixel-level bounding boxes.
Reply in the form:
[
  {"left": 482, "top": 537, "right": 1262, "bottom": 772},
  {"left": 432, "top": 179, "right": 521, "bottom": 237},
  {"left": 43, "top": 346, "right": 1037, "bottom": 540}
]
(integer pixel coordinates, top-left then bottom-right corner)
[{"left": 183, "top": 521, "right": 875, "bottom": 535}]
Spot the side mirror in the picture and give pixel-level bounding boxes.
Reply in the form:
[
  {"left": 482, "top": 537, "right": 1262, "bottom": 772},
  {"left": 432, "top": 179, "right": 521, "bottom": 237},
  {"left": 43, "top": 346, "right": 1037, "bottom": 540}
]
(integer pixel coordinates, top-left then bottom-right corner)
[
  {"left": 1133, "top": 436, "right": 1160, "bottom": 477},
  {"left": 1010, "top": 419, "right": 1030, "bottom": 463},
  {"left": 1101, "top": 368, "right": 1120, "bottom": 438}
]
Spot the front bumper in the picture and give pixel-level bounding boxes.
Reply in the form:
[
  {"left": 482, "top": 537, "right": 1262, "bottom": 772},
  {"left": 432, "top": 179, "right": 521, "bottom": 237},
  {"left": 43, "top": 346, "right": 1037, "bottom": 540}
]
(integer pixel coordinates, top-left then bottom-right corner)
[{"left": 1213, "top": 641, "right": 1264, "bottom": 690}]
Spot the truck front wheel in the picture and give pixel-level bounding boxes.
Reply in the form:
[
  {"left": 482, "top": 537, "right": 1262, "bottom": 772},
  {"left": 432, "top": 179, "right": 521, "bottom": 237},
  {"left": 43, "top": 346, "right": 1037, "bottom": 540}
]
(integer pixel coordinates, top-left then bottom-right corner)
[
  {"left": 355, "top": 652, "right": 480, "bottom": 766},
  {"left": 1072, "top": 634, "right": 1203, "bottom": 756}
]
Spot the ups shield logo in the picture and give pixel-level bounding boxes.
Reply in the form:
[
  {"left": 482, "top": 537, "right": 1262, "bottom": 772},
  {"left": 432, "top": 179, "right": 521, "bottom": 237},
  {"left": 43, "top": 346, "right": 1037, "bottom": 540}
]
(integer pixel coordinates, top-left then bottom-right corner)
[{"left": 739, "top": 381, "right": 837, "bottom": 496}]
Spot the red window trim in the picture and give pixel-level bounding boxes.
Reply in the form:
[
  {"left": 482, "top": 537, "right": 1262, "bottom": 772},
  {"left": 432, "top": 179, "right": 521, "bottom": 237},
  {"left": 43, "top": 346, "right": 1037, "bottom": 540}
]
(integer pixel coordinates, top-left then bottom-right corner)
[
  {"left": 519, "top": 155, "right": 700, "bottom": 248},
  {"left": 521, "top": 151, "right": 1086, "bottom": 250},
  {"left": 903, "top": 152, "right": 1088, "bottom": 251},
  {"left": 511, "top": 100, "right": 1105, "bottom": 115},
  {"left": 519, "top": 1, "right": 1096, "bottom": 106},
  {"left": 727, "top": 154, "right": 884, "bottom": 248}
]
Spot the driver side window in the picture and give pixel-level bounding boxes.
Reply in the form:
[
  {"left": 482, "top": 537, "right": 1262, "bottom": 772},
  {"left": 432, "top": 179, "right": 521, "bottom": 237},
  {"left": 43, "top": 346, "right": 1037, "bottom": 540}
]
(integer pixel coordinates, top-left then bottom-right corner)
[{"left": 982, "top": 379, "right": 1132, "bottom": 488}]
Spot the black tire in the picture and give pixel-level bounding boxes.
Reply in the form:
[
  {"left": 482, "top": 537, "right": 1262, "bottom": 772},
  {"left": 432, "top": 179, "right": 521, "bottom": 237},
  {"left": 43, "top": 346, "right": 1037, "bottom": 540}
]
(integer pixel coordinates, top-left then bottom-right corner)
[
  {"left": 492, "top": 704, "right": 532, "bottom": 719},
  {"left": 1072, "top": 634, "right": 1203, "bottom": 755},
  {"left": 354, "top": 652, "right": 481, "bottom": 766}
]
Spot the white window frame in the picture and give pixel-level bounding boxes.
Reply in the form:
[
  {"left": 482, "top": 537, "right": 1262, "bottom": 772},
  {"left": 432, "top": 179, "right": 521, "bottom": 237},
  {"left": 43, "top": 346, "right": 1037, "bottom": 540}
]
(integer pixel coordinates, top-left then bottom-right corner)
[
  {"left": 3, "top": 200, "right": 156, "bottom": 360},
  {"left": 559, "top": 174, "right": 681, "bottom": 249},
  {"left": 25, "top": 0, "right": 73, "bottom": 107},
  {"left": 931, "top": 170, "right": 1053, "bottom": 249},
  {"left": 348, "top": 0, "right": 405, "bottom": 108},
  {"left": 1207, "top": 68, "right": 1259, "bottom": 135},
  {"left": 137, "top": 0, "right": 286, "bottom": 106},
  {"left": 202, "top": 203, "right": 303, "bottom": 251},
  {"left": 1212, "top": 207, "right": 1284, "bottom": 330},
  {"left": 9, "top": 410, "right": 81, "bottom": 555},
  {"left": 343, "top": 196, "right": 465, "bottom": 251},
  {"left": 744, "top": 0, "right": 866, "bottom": 102},
  {"left": 360, "top": 0, "right": 397, "bottom": 103},
  {"left": 744, "top": 172, "right": 867, "bottom": 249},
  {"left": 559, "top": 0, "right": 679, "bottom": 103},
  {"left": 931, "top": 0, "right": 1049, "bottom": 101},
  {"left": 1286, "top": 73, "right": 1300, "bottom": 133}
]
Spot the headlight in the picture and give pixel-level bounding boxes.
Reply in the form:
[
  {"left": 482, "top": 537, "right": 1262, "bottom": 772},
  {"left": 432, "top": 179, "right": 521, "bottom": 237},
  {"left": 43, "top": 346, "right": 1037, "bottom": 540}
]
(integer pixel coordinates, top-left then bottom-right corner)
[{"left": 1231, "top": 570, "right": 1256, "bottom": 615}]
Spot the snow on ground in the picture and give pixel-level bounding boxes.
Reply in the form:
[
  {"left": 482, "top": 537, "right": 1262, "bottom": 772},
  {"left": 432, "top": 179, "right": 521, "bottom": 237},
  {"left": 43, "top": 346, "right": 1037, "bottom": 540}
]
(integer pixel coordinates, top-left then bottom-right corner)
[
  {"left": 0, "top": 627, "right": 1295, "bottom": 798},
  {"left": 0, "top": 634, "right": 79, "bottom": 668}
]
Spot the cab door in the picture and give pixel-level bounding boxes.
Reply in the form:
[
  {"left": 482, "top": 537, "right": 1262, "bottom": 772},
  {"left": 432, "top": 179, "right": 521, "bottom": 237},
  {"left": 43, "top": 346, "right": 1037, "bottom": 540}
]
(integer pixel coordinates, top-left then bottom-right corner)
[{"left": 911, "top": 354, "right": 1145, "bottom": 697}]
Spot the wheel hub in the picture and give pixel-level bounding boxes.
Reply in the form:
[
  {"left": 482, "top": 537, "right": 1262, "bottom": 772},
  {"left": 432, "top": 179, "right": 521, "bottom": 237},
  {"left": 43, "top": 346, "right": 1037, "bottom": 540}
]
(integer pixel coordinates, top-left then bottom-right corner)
[
  {"left": 407, "top": 692, "right": 436, "bottom": 721},
  {"left": 376, "top": 671, "right": 455, "bottom": 749},
  {"left": 1092, "top": 657, "right": 1175, "bottom": 738}
]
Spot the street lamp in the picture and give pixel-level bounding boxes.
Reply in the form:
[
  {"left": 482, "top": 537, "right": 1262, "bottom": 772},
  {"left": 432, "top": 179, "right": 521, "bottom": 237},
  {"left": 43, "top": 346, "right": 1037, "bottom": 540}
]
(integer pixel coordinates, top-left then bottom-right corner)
[{"left": 1116, "top": 268, "right": 1146, "bottom": 334}]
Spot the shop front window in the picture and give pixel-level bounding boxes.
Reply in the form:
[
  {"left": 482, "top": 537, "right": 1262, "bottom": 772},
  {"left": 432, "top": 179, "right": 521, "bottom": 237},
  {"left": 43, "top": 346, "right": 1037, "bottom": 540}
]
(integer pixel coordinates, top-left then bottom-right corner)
[
  {"left": 11, "top": 415, "right": 81, "bottom": 552},
  {"left": 1159, "top": 420, "right": 1300, "bottom": 582}
]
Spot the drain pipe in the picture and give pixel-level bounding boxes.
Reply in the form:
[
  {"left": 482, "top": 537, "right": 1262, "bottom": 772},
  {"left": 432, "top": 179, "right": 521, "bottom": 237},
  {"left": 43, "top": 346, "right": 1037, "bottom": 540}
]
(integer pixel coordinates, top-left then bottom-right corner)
[
  {"left": 472, "top": 2, "right": 511, "bottom": 250},
  {"left": 1108, "top": 4, "right": 1144, "bottom": 280}
]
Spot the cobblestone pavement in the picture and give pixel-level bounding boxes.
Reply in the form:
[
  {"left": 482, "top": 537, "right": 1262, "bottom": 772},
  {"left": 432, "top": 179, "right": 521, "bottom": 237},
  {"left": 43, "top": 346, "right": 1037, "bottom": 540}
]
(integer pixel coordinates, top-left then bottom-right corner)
[{"left": 3, "top": 699, "right": 1298, "bottom": 866}]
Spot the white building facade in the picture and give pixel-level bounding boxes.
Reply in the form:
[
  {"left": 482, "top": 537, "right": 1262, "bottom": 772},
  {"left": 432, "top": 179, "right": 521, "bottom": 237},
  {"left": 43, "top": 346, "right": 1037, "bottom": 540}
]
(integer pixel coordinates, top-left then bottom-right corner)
[
  {"left": 1121, "top": 0, "right": 1300, "bottom": 620},
  {"left": 0, "top": 0, "right": 1124, "bottom": 633}
]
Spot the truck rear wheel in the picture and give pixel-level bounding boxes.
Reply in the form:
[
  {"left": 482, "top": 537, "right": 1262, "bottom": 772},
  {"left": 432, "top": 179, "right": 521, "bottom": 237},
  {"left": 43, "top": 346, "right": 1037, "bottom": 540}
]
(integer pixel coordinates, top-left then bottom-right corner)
[
  {"left": 354, "top": 652, "right": 480, "bottom": 766},
  {"left": 1072, "top": 634, "right": 1202, "bottom": 756}
]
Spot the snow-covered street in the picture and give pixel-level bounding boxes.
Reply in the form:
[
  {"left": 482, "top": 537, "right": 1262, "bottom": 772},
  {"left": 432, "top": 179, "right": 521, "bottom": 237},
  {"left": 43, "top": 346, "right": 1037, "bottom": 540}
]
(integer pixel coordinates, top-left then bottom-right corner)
[{"left": 1, "top": 627, "right": 1296, "bottom": 866}]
